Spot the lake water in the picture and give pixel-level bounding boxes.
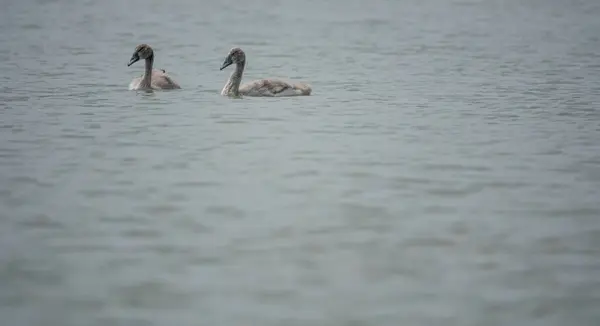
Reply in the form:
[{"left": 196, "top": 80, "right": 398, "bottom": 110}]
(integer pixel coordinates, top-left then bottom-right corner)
[{"left": 1, "top": 0, "right": 599, "bottom": 325}]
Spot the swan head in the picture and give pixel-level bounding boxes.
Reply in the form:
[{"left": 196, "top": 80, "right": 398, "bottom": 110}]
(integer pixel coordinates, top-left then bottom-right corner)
[
  {"left": 128, "top": 44, "right": 154, "bottom": 66},
  {"left": 220, "top": 47, "right": 245, "bottom": 70}
]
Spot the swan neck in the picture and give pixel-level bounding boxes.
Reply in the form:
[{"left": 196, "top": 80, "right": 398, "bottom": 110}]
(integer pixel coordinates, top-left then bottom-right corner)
[
  {"left": 142, "top": 54, "right": 154, "bottom": 87},
  {"left": 225, "top": 61, "right": 245, "bottom": 96}
]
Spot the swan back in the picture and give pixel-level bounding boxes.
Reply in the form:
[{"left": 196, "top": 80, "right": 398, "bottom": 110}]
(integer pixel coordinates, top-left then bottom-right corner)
[{"left": 239, "top": 79, "right": 311, "bottom": 97}]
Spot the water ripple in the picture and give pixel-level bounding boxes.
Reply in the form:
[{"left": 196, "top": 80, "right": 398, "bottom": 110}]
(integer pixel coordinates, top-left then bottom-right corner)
[{"left": 1, "top": 0, "right": 600, "bottom": 325}]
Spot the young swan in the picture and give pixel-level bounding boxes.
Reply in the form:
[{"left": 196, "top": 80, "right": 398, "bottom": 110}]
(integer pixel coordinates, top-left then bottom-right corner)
[
  {"left": 219, "top": 47, "right": 312, "bottom": 97},
  {"left": 127, "top": 44, "right": 181, "bottom": 90}
]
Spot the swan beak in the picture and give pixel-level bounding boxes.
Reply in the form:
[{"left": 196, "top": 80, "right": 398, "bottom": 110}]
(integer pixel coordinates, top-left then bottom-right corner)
[
  {"left": 127, "top": 54, "right": 140, "bottom": 67},
  {"left": 220, "top": 56, "right": 233, "bottom": 70}
]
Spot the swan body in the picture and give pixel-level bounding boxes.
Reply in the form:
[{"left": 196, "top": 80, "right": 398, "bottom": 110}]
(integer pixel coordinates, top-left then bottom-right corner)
[
  {"left": 127, "top": 44, "right": 180, "bottom": 90},
  {"left": 128, "top": 69, "right": 179, "bottom": 90},
  {"left": 220, "top": 47, "right": 311, "bottom": 97},
  {"left": 238, "top": 78, "right": 312, "bottom": 97}
]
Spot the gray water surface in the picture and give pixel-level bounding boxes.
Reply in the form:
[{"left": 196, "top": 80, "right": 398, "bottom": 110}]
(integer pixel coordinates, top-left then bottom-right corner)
[{"left": 1, "top": 0, "right": 600, "bottom": 325}]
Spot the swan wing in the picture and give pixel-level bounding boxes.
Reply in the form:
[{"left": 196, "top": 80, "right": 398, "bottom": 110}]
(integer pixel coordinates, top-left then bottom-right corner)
[
  {"left": 240, "top": 79, "right": 311, "bottom": 97},
  {"left": 151, "top": 69, "right": 181, "bottom": 89}
]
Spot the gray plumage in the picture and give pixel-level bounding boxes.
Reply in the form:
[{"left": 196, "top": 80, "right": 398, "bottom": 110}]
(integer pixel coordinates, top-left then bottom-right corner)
[
  {"left": 220, "top": 47, "right": 311, "bottom": 97},
  {"left": 127, "top": 44, "right": 180, "bottom": 90}
]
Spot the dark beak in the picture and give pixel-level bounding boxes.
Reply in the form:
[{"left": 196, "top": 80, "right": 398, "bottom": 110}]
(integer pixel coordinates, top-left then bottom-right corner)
[
  {"left": 127, "top": 54, "right": 140, "bottom": 66},
  {"left": 220, "top": 56, "right": 233, "bottom": 70}
]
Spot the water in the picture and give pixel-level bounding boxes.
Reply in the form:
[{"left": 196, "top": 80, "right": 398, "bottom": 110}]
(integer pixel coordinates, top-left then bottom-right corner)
[{"left": 1, "top": 0, "right": 600, "bottom": 325}]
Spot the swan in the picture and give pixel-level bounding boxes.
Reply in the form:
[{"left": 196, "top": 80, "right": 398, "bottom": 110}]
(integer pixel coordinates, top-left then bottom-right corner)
[
  {"left": 127, "top": 44, "right": 181, "bottom": 90},
  {"left": 219, "top": 47, "right": 312, "bottom": 97}
]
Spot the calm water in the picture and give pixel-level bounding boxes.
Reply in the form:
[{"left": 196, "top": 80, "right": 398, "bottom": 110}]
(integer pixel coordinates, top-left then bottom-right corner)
[{"left": 1, "top": 0, "right": 600, "bottom": 325}]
